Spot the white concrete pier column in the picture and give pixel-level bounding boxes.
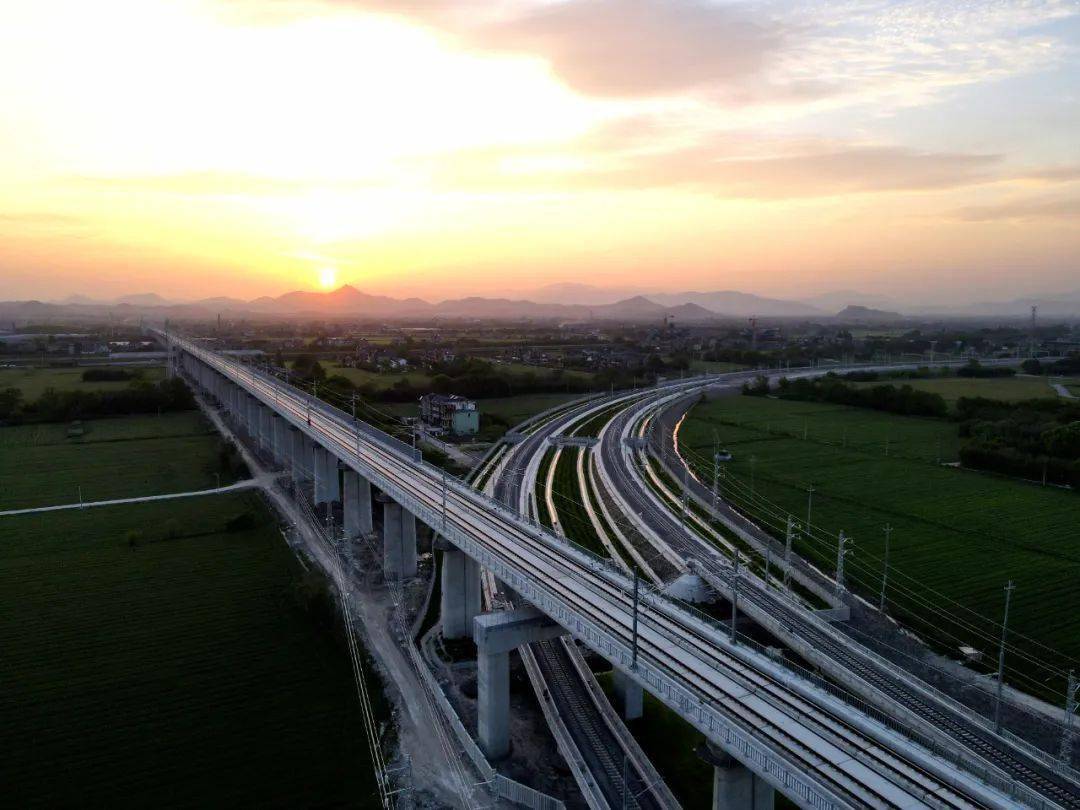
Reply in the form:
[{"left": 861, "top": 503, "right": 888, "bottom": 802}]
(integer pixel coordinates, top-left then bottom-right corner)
[
  {"left": 440, "top": 540, "right": 483, "bottom": 639},
  {"left": 612, "top": 668, "right": 644, "bottom": 720},
  {"left": 478, "top": 648, "right": 510, "bottom": 759},
  {"left": 473, "top": 608, "right": 567, "bottom": 759},
  {"left": 381, "top": 497, "right": 404, "bottom": 579},
  {"left": 705, "top": 745, "right": 775, "bottom": 810},
  {"left": 342, "top": 471, "right": 373, "bottom": 538}
]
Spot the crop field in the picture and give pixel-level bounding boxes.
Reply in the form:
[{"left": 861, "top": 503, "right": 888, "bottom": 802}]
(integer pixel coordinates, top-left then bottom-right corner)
[
  {"left": 689, "top": 359, "right": 746, "bottom": 374},
  {"left": 327, "top": 363, "right": 433, "bottom": 390},
  {"left": 680, "top": 395, "right": 1080, "bottom": 693},
  {"left": 0, "top": 412, "right": 237, "bottom": 510},
  {"left": 0, "top": 364, "right": 165, "bottom": 399},
  {"left": 491, "top": 360, "right": 595, "bottom": 381},
  {"left": 0, "top": 492, "right": 377, "bottom": 808},
  {"left": 851, "top": 374, "right": 1056, "bottom": 405}
]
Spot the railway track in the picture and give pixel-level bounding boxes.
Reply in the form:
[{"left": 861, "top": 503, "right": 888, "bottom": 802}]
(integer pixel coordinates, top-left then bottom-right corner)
[{"left": 598, "top": 387, "right": 1080, "bottom": 808}]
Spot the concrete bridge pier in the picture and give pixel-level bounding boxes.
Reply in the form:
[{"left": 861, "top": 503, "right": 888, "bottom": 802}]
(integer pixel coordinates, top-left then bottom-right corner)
[
  {"left": 253, "top": 403, "right": 267, "bottom": 453},
  {"left": 245, "top": 395, "right": 258, "bottom": 439},
  {"left": 612, "top": 668, "right": 644, "bottom": 720},
  {"left": 324, "top": 453, "right": 341, "bottom": 504},
  {"left": 342, "top": 470, "right": 373, "bottom": 538},
  {"left": 312, "top": 446, "right": 332, "bottom": 505},
  {"left": 288, "top": 427, "right": 304, "bottom": 488},
  {"left": 379, "top": 497, "right": 417, "bottom": 580},
  {"left": 439, "top": 539, "right": 483, "bottom": 639},
  {"left": 704, "top": 744, "right": 775, "bottom": 810},
  {"left": 473, "top": 608, "right": 568, "bottom": 759},
  {"left": 301, "top": 435, "right": 318, "bottom": 500},
  {"left": 270, "top": 414, "right": 285, "bottom": 466}
]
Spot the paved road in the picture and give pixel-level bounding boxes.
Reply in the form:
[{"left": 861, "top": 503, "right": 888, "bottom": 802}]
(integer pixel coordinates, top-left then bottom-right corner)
[
  {"left": 1053, "top": 382, "right": 1076, "bottom": 399},
  {"left": 0, "top": 478, "right": 265, "bottom": 517}
]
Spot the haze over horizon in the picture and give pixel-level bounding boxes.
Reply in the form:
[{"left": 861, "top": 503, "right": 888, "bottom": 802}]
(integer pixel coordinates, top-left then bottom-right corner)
[{"left": 2, "top": 0, "right": 1078, "bottom": 304}]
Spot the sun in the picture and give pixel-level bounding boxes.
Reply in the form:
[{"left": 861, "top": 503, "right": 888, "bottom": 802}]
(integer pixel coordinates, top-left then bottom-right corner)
[{"left": 318, "top": 267, "right": 338, "bottom": 290}]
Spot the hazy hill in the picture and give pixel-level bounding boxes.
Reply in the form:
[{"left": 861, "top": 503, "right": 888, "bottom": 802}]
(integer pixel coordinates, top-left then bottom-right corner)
[
  {"left": 648, "top": 290, "right": 823, "bottom": 317},
  {"left": 115, "top": 292, "right": 173, "bottom": 307},
  {"left": 834, "top": 304, "right": 904, "bottom": 321}
]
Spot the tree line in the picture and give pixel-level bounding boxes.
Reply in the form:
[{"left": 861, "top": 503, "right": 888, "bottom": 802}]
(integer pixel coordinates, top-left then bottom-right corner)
[
  {"left": 957, "top": 397, "right": 1080, "bottom": 488},
  {"left": 0, "top": 378, "right": 195, "bottom": 424},
  {"left": 744, "top": 373, "right": 949, "bottom": 418}
]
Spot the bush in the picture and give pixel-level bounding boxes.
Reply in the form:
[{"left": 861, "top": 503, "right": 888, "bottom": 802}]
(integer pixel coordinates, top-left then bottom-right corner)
[
  {"left": 956, "top": 359, "right": 1016, "bottom": 378},
  {"left": 742, "top": 375, "right": 771, "bottom": 396},
  {"left": 10, "top": 377, "right": 195, "bottom": 424}
]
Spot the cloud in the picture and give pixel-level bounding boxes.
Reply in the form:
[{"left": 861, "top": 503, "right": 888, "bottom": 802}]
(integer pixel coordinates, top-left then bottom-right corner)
[
  {"left": 69, "top": 171, "right": 379, "bottom": 196},
  {"left": 427, "top": 135, "right": 1002, "bottom": 198},
  {"left": 0, "top": 212, "right": 87, "bottom": 225},
  {"left": 468, "top": 0, "right": 784, "bottom": 97},
  {"left": 329, "top": 0, "right": 785, "bottom": 97},
  {"left": 325, "top": 0, "right": 1075, "bottom": 110},
  {"left": 954, "top": 196, "right": 1080, "bottom": 222}
]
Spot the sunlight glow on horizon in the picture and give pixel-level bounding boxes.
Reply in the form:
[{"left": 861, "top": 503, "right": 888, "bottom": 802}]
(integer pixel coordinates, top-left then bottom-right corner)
[
  {"left": 0, "top": 0, "right": 1077, "bottom": 303},
  {"left": 318, "top": 267, "right": 338, "bottom": 290}
]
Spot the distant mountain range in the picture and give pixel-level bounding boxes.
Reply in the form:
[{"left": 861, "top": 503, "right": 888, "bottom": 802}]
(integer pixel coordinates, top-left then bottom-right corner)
[
  {"left": 4, "top": 284, "right": 1078, "bottom": 323},
  {"left": 26, "top": 285, "right": 816, "bottom": 322}
]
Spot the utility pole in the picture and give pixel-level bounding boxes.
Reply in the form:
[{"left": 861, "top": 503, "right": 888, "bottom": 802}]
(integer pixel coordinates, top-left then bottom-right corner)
[
  {"left": 351, "top": 392, "right": 356, "bottom": 421},
  {"left": 806, "top": 484, "right": 815, "bottom": 532},
  {"left": 836, "top": 531, "right": 851, "bottom": 595},
  {"left": 1062, "top": 670, "right": 1078, "bottom": 763},
  {"left": 730, "top": 551, "right": 740, "bottom": 644},
  {"left": 995, "top": 580, "right": 1015, "bottom": 734},
  {"left": 680, "top": 465, "right": 690, "bottom": 520},
  {"left": 750, "top": 455, "right": 756, "bottom": 500},
  {"left": 1030, "top": 305, "right": 1038, "bottom": 358},
  {"left": 631, "top": 569, "right": 640, "bottom": 670},
  {"left": 879, "top": 523, "right": 892, "bottom": 613},
  {"left": 711, "top": 452, "right": 720, "bottom": 514},
  {"left": 783, "top": 515, "right": 795, "bottom": 589},
  {"left": 441, "top": 469, "right": 448, "bottom": 531}
]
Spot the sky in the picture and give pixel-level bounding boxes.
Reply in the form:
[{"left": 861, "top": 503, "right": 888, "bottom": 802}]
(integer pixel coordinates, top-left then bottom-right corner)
[{"left": 1, "top": 0, "right": 1078, "bottom": 305}]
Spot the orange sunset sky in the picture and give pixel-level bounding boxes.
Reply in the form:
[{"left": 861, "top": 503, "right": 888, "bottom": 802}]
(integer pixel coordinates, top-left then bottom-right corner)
[{"left": 1, "top": 0, "right": 1078, "bottom": 304}]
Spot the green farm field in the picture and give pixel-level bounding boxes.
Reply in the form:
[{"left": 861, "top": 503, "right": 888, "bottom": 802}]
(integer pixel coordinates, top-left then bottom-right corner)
[
  {"left": 680, "top": 395, "right": 1080, "bottom": 692},
  {"left": 689, "top": 360, "right": 746, "bottom": 374},
  {"left": 0, "top": 492, "right": 377, "bottom": 808},
  {"left": 492, "top": 360, "right": 595, "bottom": 380},
  {"left": 0, "top": 412, "right": 237, "bottom": 510},
  {"left": 327, "top": 363, "right": 433, "bottom": 390},
  {"left": 0, "top": 364, "right": 165, "bottom": 399},
  {"left": 852, "top": 374, "right": 1057, "bottom": 404}
]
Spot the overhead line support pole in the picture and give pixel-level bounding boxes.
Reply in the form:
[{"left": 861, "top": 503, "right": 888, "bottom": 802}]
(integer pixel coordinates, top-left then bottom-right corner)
[{"left": 995, "top": 579, "right": 1015, "bottom": 734}]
